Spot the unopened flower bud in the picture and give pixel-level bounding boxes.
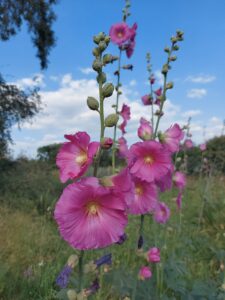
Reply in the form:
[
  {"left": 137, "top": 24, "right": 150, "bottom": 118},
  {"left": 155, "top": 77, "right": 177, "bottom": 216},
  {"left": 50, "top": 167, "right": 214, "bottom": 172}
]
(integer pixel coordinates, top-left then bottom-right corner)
[
  {"left": 173, "top": 44, "right": 179, "bottom": 51},
  {"left": 67, "top": 289, "right": 77, "bottom": 300},
  {"left": 83, "top": 261, "right": 97, "bottom": 274},
  {"left": 101, "top": 137, "right": 113, "bottom": 149},
  {"left": 166, "top": 82, "right": 174, "bottom": 89},
  {"left": 87, "top": 97, "right": 99, "bottom": 111},
  {"left": 92, "top": 47, "right": 100, "bottom": 57},
  {"left": 102, "top": 83, "right": 114, "bottom": 98},
  {"left": 170, "top": 56, "right": 177, "bottom": 62},
  {"left": 67, "top": 254, "right": 79, "bottom": 268},
  {"left": 176, "top": 30, "right": 184, "bottom": 41},
  {"left": 93, "top": 32, "right": 106, "bottom": 44},
  {"left": 103, "top": 54, "right": 118, "bottom": 64},
  {"left": 122, "top": 64, "right": 133, "bottom": 70},
  {"left": 105, "top": 113, "right": 119, "bottom": 127},
  {"left": 164, "top": 47, "right": 170, "bottom": 53},
  {"left": 96, "top": 72, "right": 106, "bottom": 84},
  {"left": 171, "top": 36, "right": 178, "bottom": 43},
  {"left": 162, "top": 64, "right": 169, "bottom": 74},
  {"left": 92, "top": 59, "right": 102, "bottom": 72},
  {"left": 104, "top": 35, "right": 111, "bottom": 45},
  {"left": 98, "top": 41, "right": 107, "bottom": 52},
  {"left": 155, "top": 110, "right": 164, "bottom": 117}
]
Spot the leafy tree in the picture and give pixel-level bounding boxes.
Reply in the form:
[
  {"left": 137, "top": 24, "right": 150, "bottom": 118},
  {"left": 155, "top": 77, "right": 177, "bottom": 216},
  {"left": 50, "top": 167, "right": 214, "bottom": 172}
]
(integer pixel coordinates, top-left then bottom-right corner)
[
  {"left": 37, "top": 143, "right": 61, "bottom": 164},
  {"left": 206, "top": 135, "right": 225, "bottom": 173}
]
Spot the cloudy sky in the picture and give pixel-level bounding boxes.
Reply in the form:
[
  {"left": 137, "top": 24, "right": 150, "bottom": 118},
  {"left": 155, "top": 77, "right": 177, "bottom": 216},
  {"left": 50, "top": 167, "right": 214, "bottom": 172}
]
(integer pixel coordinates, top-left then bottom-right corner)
[{"left": 2, "top": 0, "right": 225, "bottom": 157}]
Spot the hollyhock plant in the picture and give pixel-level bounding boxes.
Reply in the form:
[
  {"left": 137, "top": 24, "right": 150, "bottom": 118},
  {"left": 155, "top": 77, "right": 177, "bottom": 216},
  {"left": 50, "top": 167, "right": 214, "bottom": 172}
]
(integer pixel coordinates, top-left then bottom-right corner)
[
  {"left": 184, "top": 139, "right": 193, "bottom": 149},
  {"left": 139, "top": 266, "right": 152, "bottom": 280},
  {"left": 54, "top": 177, "right": 128, "bottom": 250},
  {"left": 128, "top": 140, "right": 172, "bottom": 183},
  {"left": 138, "top": 117, "right": 153, "bottom": 141},
  {"left": 147, "top": 247, "right": 161, "bottom": 263},
  {"left": 154, "top": 202, "right": 170, "bottom": 224},
  {"left": 160, "top": 123, "right": 184, "bottom": 153},
  {"left": 109, "top": 22, "right": 131, "bottom": 46},
  {"left": 129, "top": 177, "right": 158, "bottom": 215},
  {"left": 173, "top": 171, "right": 186, "bottom": 191},
  {"left": 200, "top": 143, "right": 207, "bottom": 151},
  {"left": 176, "top": 192, "right": 183, "bottom": 210},
  {"left": 56, "top": 131, "right": 99, "bottom": 183},
  {"left": 118, "top": 136, "right": 129, "bottom": 159},
  {"left": 141, "top": 94, "right": 152, "bottom": 106}
]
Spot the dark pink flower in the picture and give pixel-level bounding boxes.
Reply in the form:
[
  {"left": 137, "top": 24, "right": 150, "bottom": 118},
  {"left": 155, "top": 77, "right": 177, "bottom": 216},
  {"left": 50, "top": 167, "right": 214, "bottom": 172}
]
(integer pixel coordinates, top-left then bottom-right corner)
[
  {"left": 147, "top": 247, "right": 160, "bottom": 263},
  {"left": 154, "top": 202, "right": 170, "bottom": 224},
  {"left": 173, "top": 171, "right": 186, "bottom": 191},
  {"left": 184, "top": 139, "right": 193, "bottom": 149},
  {"left": 138, "top": 118, "right": 153, "bottom": 141},
  {"left": 128, "top": 141, "right": 172, "bottom": 183},
  {"left": 118, "top": 137, "right": 129, "bottom": 159},
  {"left": 129, "top": 22, "right": 138, "bottom": 41},
  {"left": 54, "top": 177, "right": 127, "bottom": 250},
  {"left": 150, "top": 75, "right": 155, "bottom": 85},
  {"left": 160, "top": 124, "right": 184, "bottom": 153},
  {"left": 154, "top": 87, "right": 162, "bottom": 97},
  {"left": 155, "top": 167, "right": 173, "bottom": 192},
  {"left": 139, "top": 266, "right": 152, "bottom": 280},
  {"left": 119, "top": 104, "right": 131, "bottom": 134},
  {"left": 141, "top": 94, "right": 152, "bottom": 106},
  {"left": 129, "top": 176, "right": 158, "bottom": 215},
  {"left": 109, "top": 23, "right": 131, "bottom": 46},
  {"left": 101, "top": 137, "right": 113, "bottom": 150},
  {"left": 126, "top": 40, "right": 136, "bottom": 58},
  {"left": 56, "top": 132, "right": 99, "bottom": 183},
  {"left": 176, "top": 192, "right": 182, "bottom": 210},
  {"left": 199, "top": 143, "right": 206, "bottom": 151}
]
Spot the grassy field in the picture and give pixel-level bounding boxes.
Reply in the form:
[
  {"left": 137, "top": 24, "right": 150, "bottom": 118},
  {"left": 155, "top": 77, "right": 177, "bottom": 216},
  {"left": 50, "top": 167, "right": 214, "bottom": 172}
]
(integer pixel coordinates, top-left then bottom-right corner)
[{"left": 0, "top": 163, "right": 225, "bottom": 299}]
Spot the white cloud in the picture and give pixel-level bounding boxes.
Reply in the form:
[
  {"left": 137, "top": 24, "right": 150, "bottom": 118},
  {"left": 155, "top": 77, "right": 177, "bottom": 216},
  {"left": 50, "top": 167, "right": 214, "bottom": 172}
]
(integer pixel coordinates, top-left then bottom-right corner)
[
  {"left": 187, "top": 88, "right": 207, "bottom": 99},
  {"left": 79, "top": 67, "right": 95, "bottom": 75},
  {"left": 129, "top": 80, "right": 137, "bottom": 87},
  {"left": 182, "top": 110, "right": 202, "bottom": 117},
  {"left": 13, "top": 73, "right": 45, "bottom": 89},
  {"left": 155, "top": 70, "right": 164, "bottom": 85},
  {"left": 186, "top": 74, "right": 216, "bottom": 84}
]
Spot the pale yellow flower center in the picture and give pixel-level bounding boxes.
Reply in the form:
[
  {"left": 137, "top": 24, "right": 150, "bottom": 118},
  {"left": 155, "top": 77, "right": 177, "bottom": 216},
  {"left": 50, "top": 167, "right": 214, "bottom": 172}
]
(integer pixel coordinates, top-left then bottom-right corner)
[
  {"left": 135, "top": 185, "right": 144, "bottom": 196},
  {"left": 144, "top": 155, "right": 154, "bottom": 164},
  {"left": 117, "top": 32, "right": 123, "bottom": 38},
  {"left": 86, "top": 201, "right": 99, "bottom": 216},
  {"left": 75, "top": 151, "right": 88, "bottom": 165}
]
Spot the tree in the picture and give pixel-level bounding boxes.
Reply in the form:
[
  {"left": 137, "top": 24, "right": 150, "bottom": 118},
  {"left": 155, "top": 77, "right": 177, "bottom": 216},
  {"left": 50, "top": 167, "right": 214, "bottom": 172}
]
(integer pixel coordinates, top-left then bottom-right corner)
[{"left": 0, "top": 0, "right": 58, "bottom": 69}]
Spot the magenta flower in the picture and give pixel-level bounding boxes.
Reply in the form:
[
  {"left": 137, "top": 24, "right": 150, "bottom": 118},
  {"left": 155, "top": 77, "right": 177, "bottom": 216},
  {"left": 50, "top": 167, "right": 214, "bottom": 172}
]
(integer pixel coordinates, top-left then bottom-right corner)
[
  {"left": 154, "top": 87, "right": 162, "bottom": 97},
  {"left": 147, "top": 247, "right": 160, "bottom": 263},
  {"left": 118, "top": 137, "right": 129, "bottom": 159},
  {"left": 150, "top": 74, "right": 155, "bottom": 85},
  {"left": 54, "top": 177, "right": 128, "bottom": 250},
  {"left": 119, "top": 104, "right": 131, "bottom": 134},
  {"left": 126, "top": 40, "right": 136, "bottom": 58},
  {"left": 199, "top": 143, "right": 206, "bottom": 151},
  {"left": 161, "top": 123, "right": 184, "bottom": 153},
  {"left": 154, "top": 202, "right": 170, "bottom": 224},
  {"left": 184, "top": 139, "right": 193, "bottom": 149},
  {"left": 109, "top": 22, "right": 131, "bottom": 46},
  {"left": 56, "top": 132, "right": 99, "bottom": 183},
  {"left": 141, "top": 94, "right": 152, "bottom": 106},
  {"left": 173, "top": 171, "right": 186, "bottom": 191},
  {"left": 155, "top": 168, "right": 173, "bottom": 192},
  {"left": 101, "top": 137, "right": 113, "bottom": 150},
  {"left": 138, "top": 118, "right": 153, "bottom": 141},
  {"left": 176, "top": 192, "right": 183, "bottom": 210},
  {"left": 129, "top": 22, "right": 138, "bottom": 41},
  {"left": 139, "top": 266, "right": 152, "bottom": 280},
  {"left": 128, "top": 140, "right": 172, "bottom": 183},
  {"left": 129, "top": 176, "right": 158, "bottom": 215}
]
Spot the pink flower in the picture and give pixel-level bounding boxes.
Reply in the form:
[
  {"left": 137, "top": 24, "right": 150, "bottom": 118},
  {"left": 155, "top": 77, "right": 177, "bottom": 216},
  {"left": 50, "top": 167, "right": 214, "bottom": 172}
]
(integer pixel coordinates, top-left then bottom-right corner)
[
  {"left": 141, "top": 94, "right": 152, "bottom": 106},
  {"left": 119, "top": 104, "right": 131, "bottom": 134},
  {"left": 150, "top": 75, "right": 155, "bottom": 85},
  {"left": 138, "top": 118, "right": 153, "bottom": 141},
  {"left": 154, "top": 202, "right": 170, "bottom": 224},
  {"left": 101, "top": 137, "right": 113, "bottom": 150},
  {"left": 199, "top": 143, "right": 206, "bottom": 151},
  {"left": 118, "top": 137, "right": 129, "bottom": 159},
  {"left": 129, "top": 23, "right": 138, "bottom": 41},
  {"left": 176, "top": 192, "right": 182, "bottom": 210},
  {"left": 173, "top": 171, "right": 186, "bottom": 191},
  {"left": 128, "top": 141, "right": 172, "bottom": 183},
  {"left": 139, "top": 266, "right": 152, "bottom": 280},
  {"left": 54, "top": 177, "right": 128, "bottom": 250},
  {"left": 56, "top": 132, "right": 99, "bottom": 183},
  {"left": 154, "top": 87, "right": 162, "bottom": 97},
  {"left": 147, "top": 247, "right": 160, "bottom": 263},
  {"left": 155, "top": 168, "right": 173, "bottom": 192},
  {"left": 184, "top": 139, "right": 193, "bottom": 149},
  {"left": 126, "top": 40, "right": 136, "bottom": 58},
  {"left": 129, "top": 176, "right": 158, "bottom": 215},
  {"left": 109, "top": 23, "right": 131, "bottom": 46},
  {"left": 161, "top": 124, "right": 184, "bottom": 153}
]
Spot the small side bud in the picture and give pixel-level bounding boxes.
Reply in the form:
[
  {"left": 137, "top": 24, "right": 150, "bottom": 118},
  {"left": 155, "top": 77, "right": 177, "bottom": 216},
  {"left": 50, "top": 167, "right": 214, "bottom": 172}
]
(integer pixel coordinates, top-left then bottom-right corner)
[
  {"left": 122, "top": 64, "right": 133, "bottom": 71},
  {"left": 166, "top": 82, "right": 174, "bottom": 89},
  {"left": 92, "top": 59, "right": 102, "bottom": 72},
  {"left": 155, "top": 110, "right": 164, "bottom": 117},
  {"left": 67, "top": 255, "right": 79, "bottom": 268},
  {"left": 97, "top": 72, "right": 106, "bottom": 84},
  {"left": 87, "top": 97, "right": 99, "bottom": 111},
  {"left": 162, "top": 64, "right": 169, "bottom": 74},
  {"left": 164, "top": 47, "right": 170, "bottom": 53},
  {"left": 103, "top": 54, "right": 118, "bottom": 64},
  {"left": 105, "top": 114, "right": 119, "bottom": 127},
  {"left": 169, "top": 55, "right": 177, "bottom": 62},
  {"left": 92, "top": 47, "right": 100, "bottom": 57},
  {"left": 98, "top": 41, "right": 107, "bottom": 52},
  {"left": 93, "top": 32, "right": 106, "bottom": 44},
  {"left": 102, "top": 83, "right": 114, "bottom": 98},
  {"left": 173, "top": 44, "right": 179, "bottom": 51},
  {"left": 171, "top": 36, "right": 178, "bottom": 43},
  {"left": 104, "top": 35, "right": 111, "bottom": 45}
]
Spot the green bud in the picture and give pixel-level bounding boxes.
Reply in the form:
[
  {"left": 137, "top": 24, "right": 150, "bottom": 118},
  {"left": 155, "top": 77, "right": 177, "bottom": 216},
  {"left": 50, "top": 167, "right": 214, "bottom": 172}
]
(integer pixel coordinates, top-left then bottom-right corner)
[
  {"left": 169, "top": 55, "right": 177, "bottom": 62},
  {"left": 103, "top": 54, "right": 118, "bottom": 65},
  {"left": 96, "top": 72, "right": 106, "bottom": 84},
  {"left": 164, "top": 47, "right": 170, "bottom": 53},
  {"left": 67, "top": 289, "right": 77, "bottom": 300},
  {"left": 67, "top": 255, "right": 79, "bottom": 268},
  {"left": 92, "top": 47, "right": 100, "bottom": 57},
  {"left": 171, "top": 36, "right": 178, "bottom": 43},
  {"left": 176, "top": 30, "right": 184, "bottom": 40},
  {"left": 162, "top": 64, "right": 169, "bottom": 74},
  {"left": 83, "top": 261, "right": 96, "bottom": 274},
  {"left": 92, "top": 59, "right": 102, "bottom": 72},
  {"left": 98, "top": 41, "right": 107, "bottom": 52},
  {"left": 93, "top": 32, "right": 106, "bottom": 44},
  {"left": 173, "top": 45, "right": 179, "bottom": 51},
  {"left": 87, "top": 97, "right": 99, "bottom": 111},
  {"left": 104, "top": 35, "right": 111, "bottom": 45},
  {"left": 166, "top": 82, "right": 174, "bottom": 89},
  {"left": 102, "top": 83, "right": 114, "bottom": 98},
  {"left": 105, "top": 113, "right": 119, "bottom": 127}
]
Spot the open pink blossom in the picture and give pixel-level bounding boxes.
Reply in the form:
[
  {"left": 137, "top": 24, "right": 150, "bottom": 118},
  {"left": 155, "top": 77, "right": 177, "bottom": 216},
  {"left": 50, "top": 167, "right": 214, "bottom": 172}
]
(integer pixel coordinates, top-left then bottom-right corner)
[
  {"left": 118, "top": 137, "right": 129, "bottom": 159},
  {"left": 109, "top": 23, "right": 131, "bottom": 46},
  {"left": 126, "top": 40, "right": 136, "bottom": 58},
  {"left": 129, "top": 176, "right": 158, "bottom": 215},
  {"left": 56, "top": 132, "right": 99, "bottom": 183},
  {"left": 160, "top": 124, "right": 184, "bottom": 153},
  {"left": 154, "top": 202, "right": 170, "bottom": 224},
  {"left": 141, "top": 94, "right": 152, "bottom": 106},
  {"left": 129, "top": 22, "right": 138, "bottom": 41},
  {"left": 173, "top": 171, "right": 186, "bottom": 191},
  {"left": 138, "top": 118, "right": 153, "bottom": 141},
  {"left": 147, "top": 247, "right": 160, "bottom": 263},
  {"left": 128, "top": 140, "right": 172, "bottom": 183},
  {"left": 139, "top": 266, "right": 152, "bottom": 280},
  {"left": 155, "top": 167, "right": 173, "bottom": 192},
  {"left": 119, "top": 104, "right": 131, "bottom": 134},
  {"left": 154, "top": 87, "right": 162, "bottom": 97},
  {"left": 54, "top": 177, "right": 128, "bottom": 250},
  {"left": 176, "top": 192, "right": 183, "bottom": 210},
  {"left": 199, "top": 143, "right": 206, "bottom": 151},
  {"left": 184, "top": 139, "right": 193, "bottom": 149}
]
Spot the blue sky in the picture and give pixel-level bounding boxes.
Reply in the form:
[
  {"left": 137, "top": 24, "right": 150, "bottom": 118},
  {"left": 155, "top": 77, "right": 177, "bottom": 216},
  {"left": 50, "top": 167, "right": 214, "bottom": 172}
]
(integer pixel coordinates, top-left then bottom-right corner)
[{"left": 2, "top": 0, "right": 225, "bottom": 157}]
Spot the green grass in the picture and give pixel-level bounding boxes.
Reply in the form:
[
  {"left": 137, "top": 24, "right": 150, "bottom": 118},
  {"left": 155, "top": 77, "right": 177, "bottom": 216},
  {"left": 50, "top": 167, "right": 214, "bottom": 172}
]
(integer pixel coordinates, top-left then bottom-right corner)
[{"left": 1, "top": 171, "right": 225, "bottom": 299}]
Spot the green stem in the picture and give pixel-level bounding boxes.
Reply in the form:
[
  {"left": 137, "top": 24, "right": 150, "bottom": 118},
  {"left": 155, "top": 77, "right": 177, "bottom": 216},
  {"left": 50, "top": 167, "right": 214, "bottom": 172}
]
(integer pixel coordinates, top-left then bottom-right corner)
[
  {"left": 78, "top": 250, "right": 84, "bottom": 291},
  {"left": 112, "top": 49, "right": 122, "bottom": 173},
  {"left": 150, "top": 83, "right": 154, "bottom": 131}
]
